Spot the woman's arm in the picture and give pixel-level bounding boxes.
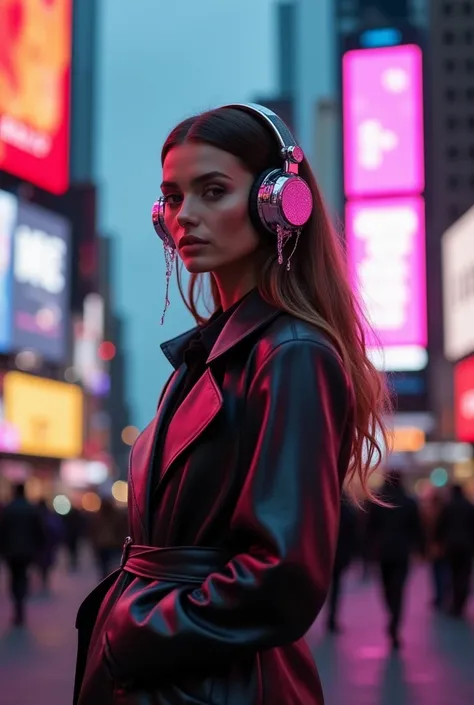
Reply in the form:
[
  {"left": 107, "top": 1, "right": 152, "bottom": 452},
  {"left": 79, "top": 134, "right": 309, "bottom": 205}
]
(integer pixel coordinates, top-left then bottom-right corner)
[{"left": 106, "top": 339, "right": 353, "bottom": 681}]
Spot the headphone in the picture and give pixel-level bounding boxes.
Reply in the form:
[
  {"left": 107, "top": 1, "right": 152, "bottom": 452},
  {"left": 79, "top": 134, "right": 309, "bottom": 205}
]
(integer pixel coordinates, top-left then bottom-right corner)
[{"left": 151, "top": 103, "right": 313, "bottom": 247}]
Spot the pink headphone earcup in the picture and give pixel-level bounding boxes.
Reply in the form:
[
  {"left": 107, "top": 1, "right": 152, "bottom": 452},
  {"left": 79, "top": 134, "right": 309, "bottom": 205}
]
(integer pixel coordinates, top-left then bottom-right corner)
[
  {"left": 280, "top": 178, "right": 313, "bottom": 228},
  {"left": 249, "top": 169, "right": 313, "bottom": 235}
]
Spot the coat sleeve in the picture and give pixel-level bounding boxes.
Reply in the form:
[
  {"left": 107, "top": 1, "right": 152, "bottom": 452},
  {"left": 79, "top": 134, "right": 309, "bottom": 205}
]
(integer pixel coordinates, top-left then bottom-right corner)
[{"left": 106, "top": 340, "right": 353, "bottom": 681}]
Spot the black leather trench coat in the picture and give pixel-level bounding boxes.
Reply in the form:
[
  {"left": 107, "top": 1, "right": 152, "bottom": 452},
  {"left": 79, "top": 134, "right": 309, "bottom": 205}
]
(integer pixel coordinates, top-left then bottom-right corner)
[{"left": 74, "top": 291, "right": 355, "bottom": 705}]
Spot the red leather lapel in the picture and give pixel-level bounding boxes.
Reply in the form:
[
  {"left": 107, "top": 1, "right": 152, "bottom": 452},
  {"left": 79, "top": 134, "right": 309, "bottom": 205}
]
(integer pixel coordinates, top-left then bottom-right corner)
[{"left": 159, "top": 368, "right": 223, "bottom": 483}]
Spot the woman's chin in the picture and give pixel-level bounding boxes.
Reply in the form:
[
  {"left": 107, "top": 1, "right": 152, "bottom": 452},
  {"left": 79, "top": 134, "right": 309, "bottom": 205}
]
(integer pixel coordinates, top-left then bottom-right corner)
[{"left": 181, "top": 257, "right": 215, "bottom": 274}]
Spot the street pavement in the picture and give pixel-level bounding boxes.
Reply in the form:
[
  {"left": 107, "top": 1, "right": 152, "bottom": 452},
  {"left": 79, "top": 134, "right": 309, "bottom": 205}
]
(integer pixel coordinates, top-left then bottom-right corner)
[
  {"left": 312, "top": 565, "right": 474, "bottom": 705},
  {"left": 0, "top": 551, "right": 473, "bottom": 705}
]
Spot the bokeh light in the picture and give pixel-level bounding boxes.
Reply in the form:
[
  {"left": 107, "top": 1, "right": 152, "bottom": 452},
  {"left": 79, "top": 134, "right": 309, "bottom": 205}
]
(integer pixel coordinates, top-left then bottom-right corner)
[
  {"left": 82, "top": 492, "right": 101, "bottom": 512},
  {"left": 121, "top": 425, "right": 140, "bottom": 446},
  {"left": 111, "top": 480, "right": 128, "bottom": 503},
  {"left": 53, "top": 494, "right": 71, "bottom": 515},
  {"left": 430, "top": 467, "right": 448, "bottom": 488},
  {"left": 15, "top": 350, "right": 39, "bottom": 371},
  {"left": 98, "top": 341, "right": 116, "bottom": 361}
]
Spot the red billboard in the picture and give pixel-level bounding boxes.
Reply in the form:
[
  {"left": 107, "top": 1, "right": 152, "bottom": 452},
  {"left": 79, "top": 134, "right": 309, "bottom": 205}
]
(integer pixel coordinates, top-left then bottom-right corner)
[
  {"left": 454, "top": 356, "right": 474, "bottom": 442},
  {"left": 0, "top": 0, "right": 72, "bottom": 194}
]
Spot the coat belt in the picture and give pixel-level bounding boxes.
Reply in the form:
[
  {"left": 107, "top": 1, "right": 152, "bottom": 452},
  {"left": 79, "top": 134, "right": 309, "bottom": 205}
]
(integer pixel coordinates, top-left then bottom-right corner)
[{"left": 120, "top": 538, "right": 228, "bottom": 584}]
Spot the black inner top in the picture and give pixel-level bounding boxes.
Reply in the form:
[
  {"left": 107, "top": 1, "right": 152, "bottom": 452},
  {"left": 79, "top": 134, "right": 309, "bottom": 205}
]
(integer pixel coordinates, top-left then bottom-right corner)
[
  {"left": 171, "top": 294, "right": 245, "bottom": 415},
  {"left": 152, "top": 292, "right": 252, "bottom": 495}
]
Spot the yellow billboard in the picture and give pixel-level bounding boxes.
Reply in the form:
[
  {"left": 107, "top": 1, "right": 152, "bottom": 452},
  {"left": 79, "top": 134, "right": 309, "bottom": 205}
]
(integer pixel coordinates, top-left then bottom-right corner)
[{"left": 3, "top": 371, "right": 83, "bottom": 458}]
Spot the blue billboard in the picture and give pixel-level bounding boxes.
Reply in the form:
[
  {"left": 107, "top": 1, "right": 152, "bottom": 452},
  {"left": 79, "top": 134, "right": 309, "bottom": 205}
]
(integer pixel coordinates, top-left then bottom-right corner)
[
  {"left": 0, "top": 191, "right": 16, "bottom": 353},
  {"left": 0, "top": 189, "right": 71, "bottom": 362}
]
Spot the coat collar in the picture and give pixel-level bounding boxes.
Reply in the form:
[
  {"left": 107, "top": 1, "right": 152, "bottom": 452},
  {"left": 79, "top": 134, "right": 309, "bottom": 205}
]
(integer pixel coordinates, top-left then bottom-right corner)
[
  {"left": 131, "top": 291, "right": 281, "bottom": 539},
  {"left": 160, "top": 289, "right": 281, "bottom": 369}
]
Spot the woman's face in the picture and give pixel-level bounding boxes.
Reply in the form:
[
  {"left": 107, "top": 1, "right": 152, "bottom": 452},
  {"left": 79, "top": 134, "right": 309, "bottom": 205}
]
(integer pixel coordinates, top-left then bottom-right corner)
[{"left": 161, "top": 143, "right": 260, "bottom": 274}]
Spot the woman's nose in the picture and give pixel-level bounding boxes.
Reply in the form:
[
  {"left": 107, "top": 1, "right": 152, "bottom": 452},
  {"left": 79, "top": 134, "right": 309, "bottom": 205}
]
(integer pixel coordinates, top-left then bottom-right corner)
[{"left": 176, "top": 197, "right": 200, "bottom": 228}]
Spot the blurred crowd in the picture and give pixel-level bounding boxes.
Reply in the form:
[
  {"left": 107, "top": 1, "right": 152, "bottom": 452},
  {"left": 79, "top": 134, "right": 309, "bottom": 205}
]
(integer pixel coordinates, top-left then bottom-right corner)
[
  {"left": 0, "top": 484, "right": 127, "bottom": 626},
  {"left": 0, "top": 471, "right": 473, "bottom": 645},
  {"left": 330, "top": 470, "right": 474, "bottom": 649}
]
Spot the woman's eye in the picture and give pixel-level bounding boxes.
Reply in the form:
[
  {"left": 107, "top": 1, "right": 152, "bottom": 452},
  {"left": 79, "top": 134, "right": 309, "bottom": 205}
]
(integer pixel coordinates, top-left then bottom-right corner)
[
  {"left": 203, "top": 186, "right": 225, "bottom": 200},
  {"left": 164, "top": 194, "right": 182, "bottom": 207},
  {"left": 163, "top": 187, "right": 224, "bottom": 207}
]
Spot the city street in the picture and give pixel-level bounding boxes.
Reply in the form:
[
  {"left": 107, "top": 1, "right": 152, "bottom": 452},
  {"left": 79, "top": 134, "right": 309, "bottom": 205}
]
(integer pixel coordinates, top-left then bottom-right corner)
[
  {"left": 1, "top": 1, "right": 474, "bottom": 704},
  {"left": 0, "top": 554, "right": 473, "bottom": 705}
]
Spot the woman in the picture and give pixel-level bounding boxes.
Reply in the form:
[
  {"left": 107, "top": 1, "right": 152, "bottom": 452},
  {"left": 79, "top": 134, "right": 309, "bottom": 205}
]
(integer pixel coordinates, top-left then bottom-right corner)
[{"left": 74, "top": 104, "right": 389, "bottom": 705}]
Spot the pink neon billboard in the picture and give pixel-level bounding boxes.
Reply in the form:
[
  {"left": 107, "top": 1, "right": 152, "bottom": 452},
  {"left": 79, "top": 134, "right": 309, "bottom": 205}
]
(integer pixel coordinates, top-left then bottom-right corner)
[
  {"left": 343, "top": 44, "right": 424, "bottom": 197},
  {"left": 345, "top": 196, "right": 427, "bottom": 348}
]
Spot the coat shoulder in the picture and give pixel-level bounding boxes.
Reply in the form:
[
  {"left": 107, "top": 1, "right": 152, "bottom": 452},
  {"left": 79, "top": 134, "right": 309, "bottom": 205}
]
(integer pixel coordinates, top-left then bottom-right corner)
[{"left": 252, "top": 312, "right": 344, "bottom": 368}]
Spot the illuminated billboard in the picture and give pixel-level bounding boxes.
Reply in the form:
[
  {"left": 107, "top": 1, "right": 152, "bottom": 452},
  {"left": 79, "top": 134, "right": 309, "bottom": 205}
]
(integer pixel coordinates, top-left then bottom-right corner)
[
  {"left": 3, "top": 371, "right": 83, "bottom": 458},
  {"left": 454, "top": 356, "right": 474, "bottom": 442},
  {"left": 0, "top": 0, "right": 72, "bottom": 194},
  {"left": 0, "top": 188, "right": 71, "bottom": 362},
  {"left": 346, "top": 196, "right": 427, "bottom": 371},
  {"left": 11, "top": 199, "right": 71, "bottom": 361},
  {"left": 342, "top": 44, "right": 424, "bottom": 198},
  {"left": 0, "top": 189, "right": 16, "bottom": 352},
  {"left": 442, "top": 206, "right": 474, "bottom": 362}
]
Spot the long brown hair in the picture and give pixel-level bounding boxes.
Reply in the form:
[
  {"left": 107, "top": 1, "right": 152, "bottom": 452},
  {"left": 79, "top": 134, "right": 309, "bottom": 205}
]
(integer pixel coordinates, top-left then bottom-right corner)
[{"left": 161, "top": 107, "right": 392, "bottom": 501}]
